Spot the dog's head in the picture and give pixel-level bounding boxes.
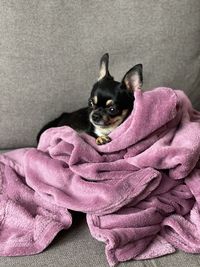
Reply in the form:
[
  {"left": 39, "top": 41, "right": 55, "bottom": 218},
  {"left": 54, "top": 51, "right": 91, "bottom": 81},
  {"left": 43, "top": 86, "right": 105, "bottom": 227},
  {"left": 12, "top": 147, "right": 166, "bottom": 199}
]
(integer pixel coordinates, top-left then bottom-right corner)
[{"left": 88, "top": 53, "right": 143, "bottom": 136}]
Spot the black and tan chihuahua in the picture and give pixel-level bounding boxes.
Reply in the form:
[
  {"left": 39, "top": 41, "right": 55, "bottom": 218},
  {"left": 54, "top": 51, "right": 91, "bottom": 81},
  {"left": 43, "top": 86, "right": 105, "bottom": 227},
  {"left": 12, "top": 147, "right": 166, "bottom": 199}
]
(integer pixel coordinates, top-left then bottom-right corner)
[{"left": 37, "top": 53, "right": 143, "bottom": 145}]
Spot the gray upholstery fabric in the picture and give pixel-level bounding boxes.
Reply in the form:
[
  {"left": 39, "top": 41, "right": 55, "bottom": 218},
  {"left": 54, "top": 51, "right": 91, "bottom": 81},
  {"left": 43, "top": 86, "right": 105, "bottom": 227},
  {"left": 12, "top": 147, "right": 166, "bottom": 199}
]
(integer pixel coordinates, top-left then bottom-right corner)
[{"left": 0, "top": 0, "right": 199, "bottom": 148}]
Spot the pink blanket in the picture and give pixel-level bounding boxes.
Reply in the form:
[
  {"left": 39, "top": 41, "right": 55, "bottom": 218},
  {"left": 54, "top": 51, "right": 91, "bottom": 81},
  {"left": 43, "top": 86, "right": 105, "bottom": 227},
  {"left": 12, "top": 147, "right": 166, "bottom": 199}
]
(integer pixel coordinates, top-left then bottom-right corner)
[{"left": 0, "top": 87, "right": 200, "bottom": 266}]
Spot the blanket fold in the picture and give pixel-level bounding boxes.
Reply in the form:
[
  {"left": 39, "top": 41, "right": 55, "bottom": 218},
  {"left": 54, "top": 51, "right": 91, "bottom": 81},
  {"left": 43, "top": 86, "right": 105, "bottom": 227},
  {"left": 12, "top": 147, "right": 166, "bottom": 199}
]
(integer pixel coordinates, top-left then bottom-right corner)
[{"left": 0, "top": 87, "right": 200, "bottom": 266}]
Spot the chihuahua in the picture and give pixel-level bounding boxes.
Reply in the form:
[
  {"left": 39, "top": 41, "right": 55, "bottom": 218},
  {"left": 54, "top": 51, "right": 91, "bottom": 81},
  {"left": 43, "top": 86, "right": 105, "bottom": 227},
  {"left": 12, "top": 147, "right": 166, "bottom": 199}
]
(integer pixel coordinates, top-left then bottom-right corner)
[{"left": 37, "top": 53, "right": 143, "bottom": 145}]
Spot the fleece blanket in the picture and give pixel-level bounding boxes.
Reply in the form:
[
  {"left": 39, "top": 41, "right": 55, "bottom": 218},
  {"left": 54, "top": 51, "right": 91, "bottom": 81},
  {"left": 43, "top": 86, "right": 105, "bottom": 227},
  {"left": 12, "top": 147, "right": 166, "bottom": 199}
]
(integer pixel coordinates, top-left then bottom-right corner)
[{"left": 0, "top": 87, "right": 200, "bottom": 266}]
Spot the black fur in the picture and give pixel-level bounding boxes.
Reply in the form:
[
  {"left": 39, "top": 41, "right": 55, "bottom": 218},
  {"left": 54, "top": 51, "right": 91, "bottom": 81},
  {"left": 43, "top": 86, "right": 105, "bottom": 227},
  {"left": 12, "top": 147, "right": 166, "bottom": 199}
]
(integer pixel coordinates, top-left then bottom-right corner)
[{"left": 36, "top": 107, "right": 94, "bottom": 143}]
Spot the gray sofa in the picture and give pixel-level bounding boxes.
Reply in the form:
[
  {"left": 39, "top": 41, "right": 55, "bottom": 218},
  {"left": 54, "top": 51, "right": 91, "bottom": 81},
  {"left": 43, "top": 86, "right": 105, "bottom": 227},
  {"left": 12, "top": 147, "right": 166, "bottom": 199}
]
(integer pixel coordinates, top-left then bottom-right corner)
[{"left": 0, "top": 1, "right": 200, "bottom": 266}]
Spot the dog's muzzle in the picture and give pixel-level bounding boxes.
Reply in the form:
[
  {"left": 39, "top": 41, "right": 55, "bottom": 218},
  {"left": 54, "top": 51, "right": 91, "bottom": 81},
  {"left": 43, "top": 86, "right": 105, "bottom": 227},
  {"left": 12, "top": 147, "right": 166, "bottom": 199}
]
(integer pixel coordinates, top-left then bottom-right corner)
[{"left": 90, "top": 111, "right": 110, "bottom": 126}]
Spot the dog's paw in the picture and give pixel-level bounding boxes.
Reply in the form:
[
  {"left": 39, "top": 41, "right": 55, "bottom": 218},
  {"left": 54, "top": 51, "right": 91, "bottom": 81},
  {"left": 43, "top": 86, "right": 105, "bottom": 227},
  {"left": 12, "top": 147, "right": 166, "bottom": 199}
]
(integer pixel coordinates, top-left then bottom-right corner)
[{"left": 96, "top": 135, "right": 111, "bottom": 145}]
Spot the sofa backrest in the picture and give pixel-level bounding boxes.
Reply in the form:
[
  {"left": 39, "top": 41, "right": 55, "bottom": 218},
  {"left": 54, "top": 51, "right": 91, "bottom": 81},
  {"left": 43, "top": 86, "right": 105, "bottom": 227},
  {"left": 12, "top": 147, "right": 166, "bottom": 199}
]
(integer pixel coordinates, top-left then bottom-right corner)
[{"left": 0, "top": 0, "right": 199, "bottom": 148}]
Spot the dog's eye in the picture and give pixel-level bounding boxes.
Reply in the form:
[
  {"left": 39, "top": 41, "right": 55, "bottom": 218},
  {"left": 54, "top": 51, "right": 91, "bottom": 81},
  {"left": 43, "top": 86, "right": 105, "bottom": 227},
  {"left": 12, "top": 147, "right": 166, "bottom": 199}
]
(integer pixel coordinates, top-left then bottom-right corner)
[{"left": 109, "top": 106, "right": 117, "bottom": 114}]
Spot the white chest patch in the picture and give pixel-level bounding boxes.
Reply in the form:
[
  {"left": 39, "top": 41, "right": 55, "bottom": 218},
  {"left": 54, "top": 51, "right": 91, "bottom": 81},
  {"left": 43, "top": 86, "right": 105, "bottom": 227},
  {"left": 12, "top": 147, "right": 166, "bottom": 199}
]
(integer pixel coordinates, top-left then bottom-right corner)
[{"left": 94, "top": 126, "right": 115, "bottom": 136}]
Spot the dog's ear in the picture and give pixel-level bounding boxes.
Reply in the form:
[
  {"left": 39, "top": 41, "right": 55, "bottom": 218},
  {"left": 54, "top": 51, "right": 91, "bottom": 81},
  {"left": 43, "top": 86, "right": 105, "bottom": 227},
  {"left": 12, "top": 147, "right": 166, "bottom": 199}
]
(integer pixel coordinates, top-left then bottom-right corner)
[
  {"left": 121, "top": 64, "right": 143, "bottom": 91},
  {"left": 98, "top": 53, "right": 112, "bottom": 81}
]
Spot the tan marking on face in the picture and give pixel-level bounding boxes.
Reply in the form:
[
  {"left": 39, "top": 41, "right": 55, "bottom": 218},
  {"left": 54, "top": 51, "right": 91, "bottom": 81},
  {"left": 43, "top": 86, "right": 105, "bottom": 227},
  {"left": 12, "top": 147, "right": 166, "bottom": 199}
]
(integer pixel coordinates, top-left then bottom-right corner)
[
  {"left": 108, "top": 109, "right": 128, "bottom": 125},
  {"left": 102, "top": 114, "right": 109, "bottom": 123},
  {"left": 93, "top": 96, "right": 98, "bottom": 104},
  {"left": 122, "top": 109, "right": 129, "bottom": 117},
  {"left": 106, "top": 99, "right": 113, "bottom": 106}
]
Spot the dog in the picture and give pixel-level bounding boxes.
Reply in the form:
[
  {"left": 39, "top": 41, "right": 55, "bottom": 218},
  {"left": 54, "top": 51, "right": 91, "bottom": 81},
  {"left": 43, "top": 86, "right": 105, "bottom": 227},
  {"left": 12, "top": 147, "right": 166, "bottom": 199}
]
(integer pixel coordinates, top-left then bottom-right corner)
[{"left": 37, "top": 53, "right": 143, "bottom": 145}]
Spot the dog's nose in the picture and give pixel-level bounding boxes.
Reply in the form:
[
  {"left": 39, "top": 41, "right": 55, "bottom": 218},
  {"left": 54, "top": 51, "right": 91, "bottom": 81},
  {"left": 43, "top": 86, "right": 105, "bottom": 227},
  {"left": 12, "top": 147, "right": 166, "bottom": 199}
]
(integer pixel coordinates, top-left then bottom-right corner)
[{"left": 92, "top": 113, "right": 101, "bottom": 122}]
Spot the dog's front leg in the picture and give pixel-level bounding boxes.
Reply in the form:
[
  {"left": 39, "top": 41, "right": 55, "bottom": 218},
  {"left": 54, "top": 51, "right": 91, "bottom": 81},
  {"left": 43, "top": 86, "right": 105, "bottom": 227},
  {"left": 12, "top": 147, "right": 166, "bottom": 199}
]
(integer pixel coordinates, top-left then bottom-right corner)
[{"left": 96, "top": 135, "right": 111, "bottom": 145}]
